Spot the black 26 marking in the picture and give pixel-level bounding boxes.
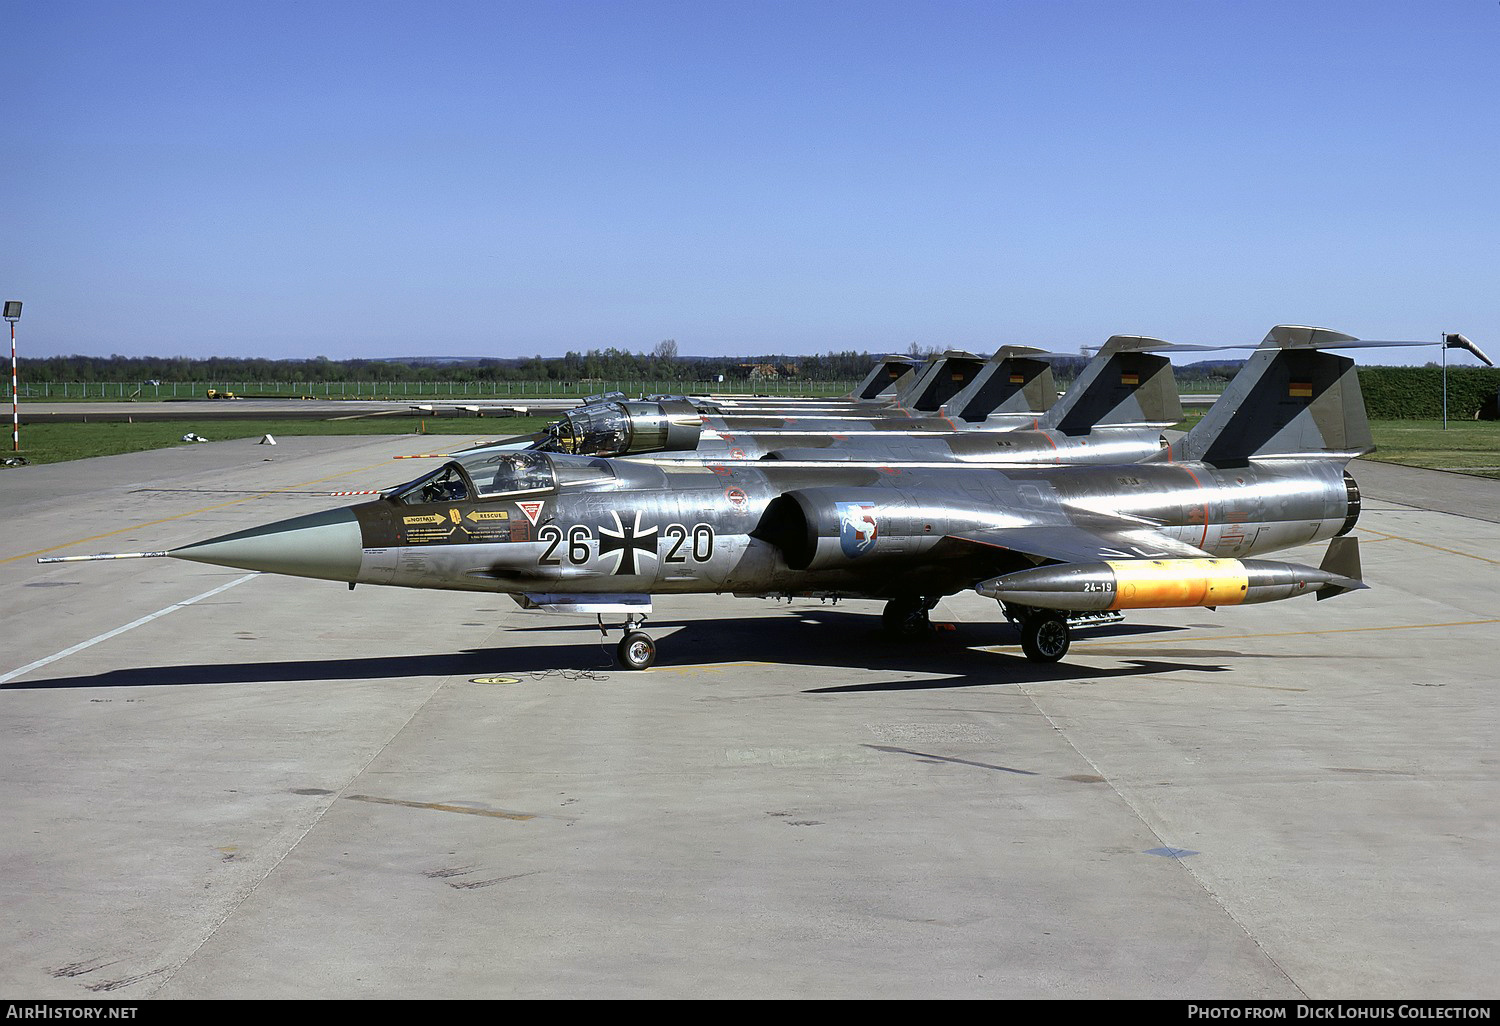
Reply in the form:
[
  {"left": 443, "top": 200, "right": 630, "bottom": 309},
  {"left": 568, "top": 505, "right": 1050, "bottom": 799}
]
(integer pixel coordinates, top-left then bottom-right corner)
[{"left": 539, "top": 522, "right": 714, "bottom": 568}]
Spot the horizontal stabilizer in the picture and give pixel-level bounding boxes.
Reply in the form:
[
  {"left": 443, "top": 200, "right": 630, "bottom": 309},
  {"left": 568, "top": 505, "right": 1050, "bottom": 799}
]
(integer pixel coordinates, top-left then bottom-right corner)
[
  {"left": 1262, "top": 326, "right": 1488, "bottom": 365},
  {"left": 1262, "top": 325, "right": 1360, "bottom": 348}
]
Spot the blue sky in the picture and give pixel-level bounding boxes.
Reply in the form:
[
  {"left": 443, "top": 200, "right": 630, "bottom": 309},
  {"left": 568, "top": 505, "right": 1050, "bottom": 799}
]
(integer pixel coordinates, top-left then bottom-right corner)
[{"left": 5, "top": 0, "right": 1497, "bottom": 362}]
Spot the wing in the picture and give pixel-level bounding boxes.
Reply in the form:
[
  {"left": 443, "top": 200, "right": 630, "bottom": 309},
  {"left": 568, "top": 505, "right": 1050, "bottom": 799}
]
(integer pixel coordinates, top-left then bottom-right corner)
[{"left": 939, "top": 521, "right": 1211, "bottom": 566}]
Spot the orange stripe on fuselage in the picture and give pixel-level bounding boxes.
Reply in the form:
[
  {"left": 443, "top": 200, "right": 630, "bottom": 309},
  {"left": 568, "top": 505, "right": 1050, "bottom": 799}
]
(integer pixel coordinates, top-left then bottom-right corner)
[{"left": 1175, "top": 464, "right": 1210, "bottom": 549}]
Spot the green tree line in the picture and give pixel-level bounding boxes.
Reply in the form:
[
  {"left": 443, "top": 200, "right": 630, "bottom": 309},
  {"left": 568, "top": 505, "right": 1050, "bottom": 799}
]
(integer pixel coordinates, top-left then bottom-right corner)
[
  {"left": 17, "top": 346, "right": 888, "bottom": 384},
  {"left": 16, "top": 350, "right": 1497, "bottom": 418}
]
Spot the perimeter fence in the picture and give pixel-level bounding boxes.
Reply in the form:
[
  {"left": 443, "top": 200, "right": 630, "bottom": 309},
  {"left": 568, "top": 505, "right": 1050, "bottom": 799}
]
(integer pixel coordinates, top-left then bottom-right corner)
[
  {"left": 17, "top": 376, "right": 1236, "bottom": 401},
  {"left": 17, "top": 379, "right": 863, "bottom": 401}
]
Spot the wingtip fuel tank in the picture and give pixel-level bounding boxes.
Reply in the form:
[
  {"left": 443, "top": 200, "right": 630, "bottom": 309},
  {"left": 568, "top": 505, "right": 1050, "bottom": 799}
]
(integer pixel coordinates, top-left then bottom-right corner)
[{"left": 976, "top": 542, "right": 1366, "bottom": 612}]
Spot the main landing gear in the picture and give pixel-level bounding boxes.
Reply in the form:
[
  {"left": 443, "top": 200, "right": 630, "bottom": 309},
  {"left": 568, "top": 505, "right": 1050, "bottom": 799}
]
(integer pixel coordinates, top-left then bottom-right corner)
[
  {"left": 600, "top": 614, "right": 656, "bottom": 670},
  {"left": 1003, "top": 605, "right": 1124, "bottom": 662},
  {"left": 882, "top": 595, "right": 940, "bottom": 639},
  {"left": 1018, "top": 610, "right": 1071, "bottom": 663}
]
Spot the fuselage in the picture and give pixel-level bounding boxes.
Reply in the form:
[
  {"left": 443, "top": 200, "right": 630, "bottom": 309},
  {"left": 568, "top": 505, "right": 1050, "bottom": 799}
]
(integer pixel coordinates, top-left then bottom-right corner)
[{"left": 172, "top": 451, "right": 1359, "bottom": 606}]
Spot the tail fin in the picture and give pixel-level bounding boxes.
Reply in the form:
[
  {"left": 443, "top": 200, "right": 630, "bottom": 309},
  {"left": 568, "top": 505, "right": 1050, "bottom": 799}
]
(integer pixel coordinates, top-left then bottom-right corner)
[
  {"left": 1170, "top": 325, "right": 1372, "bottom": 466},
  {"left": 941, "top": 346, "right": 1057, "bottom": 422},
  {"left": 1039, "top": 336, "right": 1183, "bottom": 435},
  {"left": 896, "top": 350, "right": 990, "bottom": 412},
  {"left": 848, "top": 355, "right": 922, "bottom": 401}
]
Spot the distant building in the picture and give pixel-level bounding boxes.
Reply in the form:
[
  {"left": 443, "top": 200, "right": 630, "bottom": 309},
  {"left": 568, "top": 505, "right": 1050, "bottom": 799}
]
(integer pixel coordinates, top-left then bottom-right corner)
[{"left": 732, "top": 362, "right": 800, "bottom": 380}]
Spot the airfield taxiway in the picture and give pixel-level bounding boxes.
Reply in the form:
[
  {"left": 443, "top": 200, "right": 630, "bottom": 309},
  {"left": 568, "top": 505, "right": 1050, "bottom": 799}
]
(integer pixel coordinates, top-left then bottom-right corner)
[{"left": 1, "top": 435, "right": 1495, "bottom": 999}]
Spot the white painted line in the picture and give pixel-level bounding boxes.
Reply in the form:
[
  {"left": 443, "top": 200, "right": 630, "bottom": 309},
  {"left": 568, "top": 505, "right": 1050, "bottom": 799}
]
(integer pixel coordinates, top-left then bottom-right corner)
[{"left": 0, "top": 574, "right": 258, "bottom": 685}]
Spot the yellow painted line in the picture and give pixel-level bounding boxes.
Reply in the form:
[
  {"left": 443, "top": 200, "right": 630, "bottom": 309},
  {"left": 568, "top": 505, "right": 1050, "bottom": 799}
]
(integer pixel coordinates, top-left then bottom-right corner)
[
  {"left": 1359, "top": 528, "right": 1500, "bottom": 566},
  {"left": 5, "top": 452, "right": 425, "bottom": 564},
  {"left": 344, "top": 795, "right": 535, "bottom": 821}
]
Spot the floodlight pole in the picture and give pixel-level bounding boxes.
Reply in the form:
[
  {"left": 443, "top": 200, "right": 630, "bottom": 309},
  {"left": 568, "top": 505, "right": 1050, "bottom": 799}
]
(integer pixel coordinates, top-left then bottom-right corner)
[{"left": 4, "top": 301, "right": 21, "bottom": 452}]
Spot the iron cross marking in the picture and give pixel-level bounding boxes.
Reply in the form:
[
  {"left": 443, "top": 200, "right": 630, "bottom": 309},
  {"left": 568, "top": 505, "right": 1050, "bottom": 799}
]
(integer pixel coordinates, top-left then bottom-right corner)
[{"left": 598, "top": 510, "right": 659, "bottom": 576}]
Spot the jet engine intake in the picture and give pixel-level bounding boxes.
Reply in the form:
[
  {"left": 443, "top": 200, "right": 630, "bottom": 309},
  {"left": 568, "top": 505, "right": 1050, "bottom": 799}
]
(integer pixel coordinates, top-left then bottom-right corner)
[{"left": 750, "top": 488, "right": 949, "bottom": 571}]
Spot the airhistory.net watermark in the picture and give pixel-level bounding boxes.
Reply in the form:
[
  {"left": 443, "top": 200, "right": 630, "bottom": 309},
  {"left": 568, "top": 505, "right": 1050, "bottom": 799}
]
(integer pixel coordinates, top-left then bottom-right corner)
[{"left": 5, "top": 1009, "right": 137, "bottom": 1020}]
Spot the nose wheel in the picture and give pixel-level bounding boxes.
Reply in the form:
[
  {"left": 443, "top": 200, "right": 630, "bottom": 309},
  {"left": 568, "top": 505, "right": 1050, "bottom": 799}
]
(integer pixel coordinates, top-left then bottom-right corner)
[
  {"left": 600, "top": 613, "right": 657, "bottom": 670},
  {"left": 617, "top": 631, "right": 657, "bottom": 670}
]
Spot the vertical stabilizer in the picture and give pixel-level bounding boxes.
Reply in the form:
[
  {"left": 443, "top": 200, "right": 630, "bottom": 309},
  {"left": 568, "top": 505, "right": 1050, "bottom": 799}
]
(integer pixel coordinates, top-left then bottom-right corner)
[
  {"left": 1039, "top": 336, "right": 1183, "bottom": 435},
  {"left": 941, "top": 346, "right": 1057, "bottom": 422},
  {"left": 896, "top": 350, "right": 989, "bottom": 412},
  {"left": 848, "top": 355, "right": 922, "bottom": 401},
  {"left": 1172, "top": 326, "right": 1372, "bottom": 465}
]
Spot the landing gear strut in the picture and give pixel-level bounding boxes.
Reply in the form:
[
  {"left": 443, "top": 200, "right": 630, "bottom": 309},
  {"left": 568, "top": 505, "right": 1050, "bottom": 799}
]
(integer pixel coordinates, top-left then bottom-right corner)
[
  {"left": 882, "top": 595, "right": 939, "bottom": 639},
  {"left": 600, "top": 613, "right": 656, "bottom": 670}
]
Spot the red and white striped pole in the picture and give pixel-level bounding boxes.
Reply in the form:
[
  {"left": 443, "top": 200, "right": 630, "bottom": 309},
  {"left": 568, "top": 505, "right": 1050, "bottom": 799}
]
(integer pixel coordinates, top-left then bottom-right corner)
[{"left": 4, "top": 301, "right": 20, "bottom": 453}]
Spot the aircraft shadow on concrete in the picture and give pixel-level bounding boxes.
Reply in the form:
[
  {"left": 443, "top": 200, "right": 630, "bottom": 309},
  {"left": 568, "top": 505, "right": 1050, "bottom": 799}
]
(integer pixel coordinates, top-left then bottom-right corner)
[{"left": 6, "top": 608, "right": 1229, "bottom": 692}]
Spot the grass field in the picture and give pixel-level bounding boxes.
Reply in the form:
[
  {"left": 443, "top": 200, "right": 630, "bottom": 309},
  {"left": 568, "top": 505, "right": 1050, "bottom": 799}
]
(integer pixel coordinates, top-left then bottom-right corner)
[
  {"left": 4, "top": 414, "right": 1497, "bottom": 480},
  {"left": 1363, "top": 419, "right": 1500, "bottom": 480},
  {"left": 1169, "top": 412, "right": 1500, "bottom": 480},
  {"left": 3, "top": 417, "right": 553, "bottom": 466}
]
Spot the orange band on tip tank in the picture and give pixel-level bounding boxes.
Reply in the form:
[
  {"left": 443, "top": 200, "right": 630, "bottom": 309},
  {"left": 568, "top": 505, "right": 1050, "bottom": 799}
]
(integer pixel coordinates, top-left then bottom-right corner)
[{"left": 1104, "top": 558, "right": 1250, "bottom": 609}]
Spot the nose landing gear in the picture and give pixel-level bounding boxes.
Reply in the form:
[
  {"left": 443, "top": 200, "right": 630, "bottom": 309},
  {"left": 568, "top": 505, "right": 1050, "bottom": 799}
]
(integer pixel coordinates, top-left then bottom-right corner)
[
  {"left": 600, "top": 613, "right": 657, "bottom": 670},
  {"left": 617, "top": 630, "right": 656, "bottom": 670}
]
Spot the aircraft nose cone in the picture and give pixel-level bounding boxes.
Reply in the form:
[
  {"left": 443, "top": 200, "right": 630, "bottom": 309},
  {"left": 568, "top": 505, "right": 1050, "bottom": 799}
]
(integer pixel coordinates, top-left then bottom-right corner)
[{"left": 170, "top": 507, "right": 362, "bottom": 582}]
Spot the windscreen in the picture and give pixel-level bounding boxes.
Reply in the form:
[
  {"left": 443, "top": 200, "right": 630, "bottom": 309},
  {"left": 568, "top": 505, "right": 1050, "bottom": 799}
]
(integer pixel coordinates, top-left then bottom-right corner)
[
  {"left": 390, "top": 462, "right": 475, "bottom": 505},
  {"left": 456, "top": 450, "right": 558, "bottom": 497}
]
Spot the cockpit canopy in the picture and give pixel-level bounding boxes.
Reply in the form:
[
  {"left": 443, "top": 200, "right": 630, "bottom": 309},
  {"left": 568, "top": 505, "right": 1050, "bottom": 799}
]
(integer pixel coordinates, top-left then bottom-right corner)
[
  {"left": 389, "top": 450, "right": 621, "bottom": 505},
  {"left": 550, "top": 399, "right": 702, "bottom": 457}
]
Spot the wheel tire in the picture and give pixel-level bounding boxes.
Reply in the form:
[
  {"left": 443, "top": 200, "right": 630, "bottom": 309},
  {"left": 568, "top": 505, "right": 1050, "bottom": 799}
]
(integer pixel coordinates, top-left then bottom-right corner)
[
  {"left": 617, "top": 631, "right": 656, "bottom": 670},
  {"left": 1020, "top": 613, "right": 1070, "bottom": 663},
  {"left": 882, "top": 597, "right": 933, "bottom": 639}
]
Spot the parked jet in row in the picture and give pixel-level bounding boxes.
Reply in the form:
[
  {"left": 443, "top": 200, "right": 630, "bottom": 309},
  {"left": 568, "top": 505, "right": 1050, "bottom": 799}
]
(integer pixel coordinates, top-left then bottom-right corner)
[
  {"left": 44, "top": 327, "right": 1488, "bottom": 670},
  {"left": 477, "top": 335, "right": 1179, "bottom": 468}
]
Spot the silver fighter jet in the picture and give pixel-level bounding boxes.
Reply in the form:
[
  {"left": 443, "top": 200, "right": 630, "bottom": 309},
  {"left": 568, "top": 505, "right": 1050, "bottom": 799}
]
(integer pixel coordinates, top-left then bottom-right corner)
[
  {"left": 44, "top": 327, "right": 1489, "bottom": 671},
  {"left": 512, "top": 336, "right": 1181, "bottom": 468}
]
